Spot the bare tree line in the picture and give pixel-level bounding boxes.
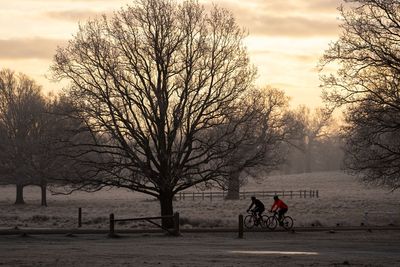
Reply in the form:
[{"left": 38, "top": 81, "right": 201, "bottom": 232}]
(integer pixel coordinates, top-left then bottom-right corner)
[
  {"left": 0, "top": 69, "right": 86, "bottom": 206},
  {"left": 0, "top": 67, "right": 342, "bottom": 208}
]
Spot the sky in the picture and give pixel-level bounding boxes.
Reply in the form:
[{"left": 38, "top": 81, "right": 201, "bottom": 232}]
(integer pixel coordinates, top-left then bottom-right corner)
[{"left": 0, "top": 0, "right": 342, "bottom": 108}]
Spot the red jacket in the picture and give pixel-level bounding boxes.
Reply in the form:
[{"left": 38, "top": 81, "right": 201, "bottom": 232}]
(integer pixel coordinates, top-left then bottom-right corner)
[{"left": 271, "top": 199, "right": 288, "bottom": 211}]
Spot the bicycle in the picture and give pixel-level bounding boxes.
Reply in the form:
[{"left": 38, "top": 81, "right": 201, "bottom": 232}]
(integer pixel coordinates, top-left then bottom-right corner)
[
  {"left": 244, "top": 210, "right": 269, "bottom": 229},
  {"left": 265, "top": 211, "right": 294, "bottom": 230}
]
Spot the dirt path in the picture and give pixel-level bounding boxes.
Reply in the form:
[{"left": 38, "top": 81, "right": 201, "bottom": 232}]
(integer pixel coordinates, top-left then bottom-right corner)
[{"left": 0, "top": 230, "right": 399, "bottom": 266}]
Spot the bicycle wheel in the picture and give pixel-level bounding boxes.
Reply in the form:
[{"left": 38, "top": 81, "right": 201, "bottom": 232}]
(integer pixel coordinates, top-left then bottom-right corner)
[
  {"left": 244, "top": 215, "right": 255, "bottom": 229},
  {"left": 282, "top": 216, "right": 294, "bottom": 230},
  {"left": 265, "top": 216, "right": 278, "bottom": 230},
  {"left": 261, "top": 215, "right": 270, "bottom": 228}
]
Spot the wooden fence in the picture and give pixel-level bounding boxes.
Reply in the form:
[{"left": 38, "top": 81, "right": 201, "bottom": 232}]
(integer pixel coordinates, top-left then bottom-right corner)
[
  {"left": 178, "top": 190, "right": 319, "bottom": 201},
  {"left": 109, "top": 212, "right": 180, "bottom": 237}
]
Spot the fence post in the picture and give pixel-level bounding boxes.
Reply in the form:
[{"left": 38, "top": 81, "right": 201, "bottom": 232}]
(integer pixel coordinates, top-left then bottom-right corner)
[
  {"left": 109, "top": 213, "right": 115, "bottom": 237},
  {"left": 238, "top": 214, "right": 244, "bottom": 239},
  {"left": 78, "top": 207, "right": 82, "bottom": 228},
  {"left": 193, "top": 192, "right": 195, "bottom": 201},
  {"left": 173, "top": 212, "right": 180, "bottom": 236},
  {"left": 290, "top": 191, "right": 293, "bottom": 199},
  {"left": 304, "top": 190, "right": 306, "bottom": 198},
  {"left": 316, "top": 190, "right": 319, "bottom": 198},
  {"left": 210, "top": 191, "right": 213, "bottom": 201}
]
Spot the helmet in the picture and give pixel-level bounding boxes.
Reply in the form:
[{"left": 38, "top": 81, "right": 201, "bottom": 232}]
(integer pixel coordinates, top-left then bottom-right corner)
[
  {"left": 273, "top": 195, "right": 279, "bottom": 200},
  {"left": 251, "top": 196, "right": 256, "bottom": 200}
]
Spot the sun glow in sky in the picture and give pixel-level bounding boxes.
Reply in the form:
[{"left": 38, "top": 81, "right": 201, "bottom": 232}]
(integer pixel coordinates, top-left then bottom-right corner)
[{"left": 0, "top": 0, "right": 342, "bottom": 107}]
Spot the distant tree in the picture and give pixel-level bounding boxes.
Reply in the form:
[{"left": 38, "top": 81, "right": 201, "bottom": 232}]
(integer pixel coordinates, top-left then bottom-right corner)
[
  {"left": 31, "top": 95, "right": 86, "bottom": 206},
  {"left": 223, "top": 87, "right": 292, "bottom": 199},
  {"left": 51, "top": 0, "right": 256, "bottom": 227},
  {"left": 289, "top": 106, "right": 334, "bottom": 173},
  {"left": 0, "top": 69, "right": 81, "bottom": 205},
  {"left": 313, "top": 132, "right": 344, "bottom": 172},
  {"left": 320, "top": 0, "right": 400, "bottom": 189},
  {"left": 0, "top": 69, "right": 46, "bottom": 204}
]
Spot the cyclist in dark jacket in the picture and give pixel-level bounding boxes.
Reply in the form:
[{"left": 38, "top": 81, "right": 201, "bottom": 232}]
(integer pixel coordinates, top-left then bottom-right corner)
[{"left": 247, "top": 196, "right": 265, "bottom": 221}]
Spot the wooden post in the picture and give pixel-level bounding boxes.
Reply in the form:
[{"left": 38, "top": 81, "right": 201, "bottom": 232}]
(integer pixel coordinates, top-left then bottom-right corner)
[
  {"left": 316, "top": 190, "right": 319, "bottom": 198},
  {"left": 192, "top": 192, "right": 195, "bottom": 201},
  {"left": 238, "top": 214, "right": 244, "bottom": 239},
  {"left": 173, "top": 212, "right": 180, "bottom": 236},
  {"left": 109, "top": 213, "right": 115, "bottom": 236},
  {"left": 78, "top": 207, "right": 82, "bottom": 228},
  {"left": 290, "top": 191, "right": 293, "bottom": 199},
  {"left": 282, "top": 191, "right": 285, "bottom": 197},
  {"left": 210, "top": 191, "right": 212, "bottom": 201},
  {"left": 202, "top": 192, "right": 204, "bottom": 200}
]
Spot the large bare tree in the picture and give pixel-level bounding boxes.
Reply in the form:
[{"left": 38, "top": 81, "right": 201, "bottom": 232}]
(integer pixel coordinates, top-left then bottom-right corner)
[
  {"left": 51, "top": 0, "right": 256, "bottom": 227},
  {"left": 320, "top": 0, "right": 400, "bottom": 189}
]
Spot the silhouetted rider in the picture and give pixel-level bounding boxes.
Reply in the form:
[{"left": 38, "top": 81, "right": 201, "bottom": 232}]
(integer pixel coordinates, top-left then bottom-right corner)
[{"left": 247, "top": 196, "right": 265, "bottom": 220}]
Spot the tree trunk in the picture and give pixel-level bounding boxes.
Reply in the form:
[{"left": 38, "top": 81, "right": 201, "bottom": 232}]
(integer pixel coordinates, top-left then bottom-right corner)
[
  {"left": 159, "top": 192, "right": 174, "bottom": 229},
  {"left": 15, "top": 184, "right": 25, "bottom": 205},
  {"left": 40, "top": 183, "right": 47, "bottom": 207},
  {"left": 226, "top": 171, "right": 240, "bottom": 200},
  {"left": 304, "top": 143, "right": 312, "bottom": 173}
]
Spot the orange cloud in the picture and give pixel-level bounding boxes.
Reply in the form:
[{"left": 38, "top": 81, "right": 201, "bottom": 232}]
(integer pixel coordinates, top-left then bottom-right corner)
[
  {"left": 201, "top": 0, "right": 341, "bottom": 37},
  {"left": 0, "top": 38, "right": 66, "bottom": 59},
  {"left": 44, "top": 10, "right": 112, "bottom": 22},
  {"left": 239, "top": 15, "right": 340, "bottom": 37}
]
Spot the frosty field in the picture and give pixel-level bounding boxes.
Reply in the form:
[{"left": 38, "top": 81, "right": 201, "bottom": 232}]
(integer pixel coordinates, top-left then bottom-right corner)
[{"left": 0, "top": 171, "right": 399, "bottom": 230}]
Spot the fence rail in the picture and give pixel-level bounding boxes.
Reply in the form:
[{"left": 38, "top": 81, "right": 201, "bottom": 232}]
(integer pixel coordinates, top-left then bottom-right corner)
[
  {"left": 178, "top": 190, "right": 319, "bottom": 201},
  {"left": 109, "top": 213, "right": 180, "bottom": 237}
]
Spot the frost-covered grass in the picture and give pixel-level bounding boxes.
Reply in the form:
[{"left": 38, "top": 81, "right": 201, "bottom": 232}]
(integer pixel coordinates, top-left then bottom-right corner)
[{"left": 0, "top": 171, "right": 399, "bottom": 229}]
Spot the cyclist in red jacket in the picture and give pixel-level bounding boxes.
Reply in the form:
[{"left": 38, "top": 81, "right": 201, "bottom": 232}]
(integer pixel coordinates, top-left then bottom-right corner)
[{"left": 270, "top": 195, "right": 288, "bottom": 225}]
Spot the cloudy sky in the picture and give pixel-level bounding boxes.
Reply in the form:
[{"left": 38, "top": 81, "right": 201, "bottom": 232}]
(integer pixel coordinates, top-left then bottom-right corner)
[{"left": 0, "top": 0, "right": 342, "bottom": 107}]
